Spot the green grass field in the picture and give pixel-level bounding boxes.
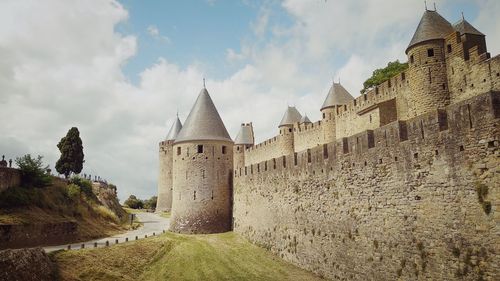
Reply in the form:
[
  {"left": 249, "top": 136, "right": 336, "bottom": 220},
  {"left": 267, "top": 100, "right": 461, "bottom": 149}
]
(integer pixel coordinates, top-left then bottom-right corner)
[{"left": 52, "top": 231, "right": 324, "bottom": 281}]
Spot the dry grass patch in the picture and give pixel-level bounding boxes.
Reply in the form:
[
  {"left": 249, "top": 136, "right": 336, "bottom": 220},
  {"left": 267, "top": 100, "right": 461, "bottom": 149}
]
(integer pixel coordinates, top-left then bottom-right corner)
[{"left": 53, "top": 232, "right": 324, "bottom": 281}]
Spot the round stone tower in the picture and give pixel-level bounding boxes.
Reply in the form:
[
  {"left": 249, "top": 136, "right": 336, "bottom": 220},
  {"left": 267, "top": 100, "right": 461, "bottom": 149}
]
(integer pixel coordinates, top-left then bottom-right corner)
[
  {"left": 278, "top": 106, "right": 301, "bottom": 156},
  {"left": 233, "top": 123, "right": 254, "bottom": 171},
  {"left": 406, "top": 9, "right": 453, "bottom": 118},
  {"left": 320, "top": 82, "right": 354, "bottom": 143},
  {"left": 170, "top": 86, "right": 234, "bottom": 234},
  {"left": 156, "top": 116, "right": 182, "bottom": 213}
]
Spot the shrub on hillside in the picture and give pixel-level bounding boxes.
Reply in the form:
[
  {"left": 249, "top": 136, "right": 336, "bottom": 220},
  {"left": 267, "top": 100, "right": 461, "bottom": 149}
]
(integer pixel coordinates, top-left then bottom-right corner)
[
  {"left": 15, "top": 154, "right": 52, "bottom": 187},
  {"left": 69, "top": 176, "right": 95, "bottom": 200},
  {"left": 0, "top": 186, "right": 43, "bottom": 208},
  {"left": 66, "top": 184, "right": 81, "bottom": 200}
]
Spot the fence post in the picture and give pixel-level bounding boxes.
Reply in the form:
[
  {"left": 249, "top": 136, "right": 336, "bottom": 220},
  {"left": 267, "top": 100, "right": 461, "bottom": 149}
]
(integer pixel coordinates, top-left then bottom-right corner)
[
  {"left": 67, "top": 245, "right": 71, "bottom": 250},
  {"left": 81, "top": 244, "right": 85, "bottom": 249},
  {"left": 115, "top": 239, "right": 118, "bottom": 244},
  {"left": 105, "top": 240, "right": 109, "bottom": 247},
  {"left": 94, "top": 242, "right": 98, "bottom": 248}
]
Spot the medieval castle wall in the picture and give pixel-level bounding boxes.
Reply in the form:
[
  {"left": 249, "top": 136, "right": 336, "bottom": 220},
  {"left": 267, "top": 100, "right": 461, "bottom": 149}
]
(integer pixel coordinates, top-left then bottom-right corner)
[
  {"left": 0, "top": 167, "right": 21, "bottom": 193},
  {"left": 232, "top": 19, "right": 500, "bottom": 280},
  {"left": 233, "top": 91, "right": 499, "bottom": 280}
]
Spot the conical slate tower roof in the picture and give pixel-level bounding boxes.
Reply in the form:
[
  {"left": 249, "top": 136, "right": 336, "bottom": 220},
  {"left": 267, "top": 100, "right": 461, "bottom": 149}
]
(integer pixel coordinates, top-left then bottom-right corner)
[
  {"left": 453, "top": 19, "right": 484, "bottom": 36},
  {"left": 406, "top": 10, "right": 454, "bottom": 54},
  {"left": 165, "top": 116, "right": 183, "bottom": 141},
  {"left": 321, "top": 82, "right": 354, "bottom": 110},
  {"left": 234, "top": 124, "right": 254, "bottom": 145},
  {"left": 300, "top": 115, "right": 312, "bottom": 124},
  {"left": 174, "top": 87, "right": 232, "bottom": 144},
  {"left": 279, "top": 106, "right": 302, "bottom": 127}
]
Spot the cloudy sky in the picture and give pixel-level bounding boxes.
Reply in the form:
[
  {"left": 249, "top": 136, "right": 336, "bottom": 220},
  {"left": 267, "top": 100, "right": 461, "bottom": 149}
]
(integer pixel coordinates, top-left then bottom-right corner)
[{"left": 1, "top": 0, "right": 499, "bottom": 201}]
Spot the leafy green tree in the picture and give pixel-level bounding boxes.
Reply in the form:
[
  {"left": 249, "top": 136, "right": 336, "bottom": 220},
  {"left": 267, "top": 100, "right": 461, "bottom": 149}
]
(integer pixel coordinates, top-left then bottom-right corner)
[
  {"left": 144, "top": 196, "right": 157, "bottom": 210},
  {"left": 15, "top": 154, "right": 52, "bottom": 187},
  {"left": 55, "top": 127, "right": 84, "bottom": 178},
  {"left": 361, "top": 60, "right": 408, "bottom": 93},
  {"left": 124, "top": 195, "right": 143, "bottom": 209}
]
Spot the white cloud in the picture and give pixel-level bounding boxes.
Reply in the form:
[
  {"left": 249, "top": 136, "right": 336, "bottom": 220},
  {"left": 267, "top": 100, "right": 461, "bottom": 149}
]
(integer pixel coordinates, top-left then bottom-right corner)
[
  {"left": 147, "top": 24, "right": 171, "bottom": 43},
  {"left": 1, "top": 0, "right": 499, "bottom": 201}
]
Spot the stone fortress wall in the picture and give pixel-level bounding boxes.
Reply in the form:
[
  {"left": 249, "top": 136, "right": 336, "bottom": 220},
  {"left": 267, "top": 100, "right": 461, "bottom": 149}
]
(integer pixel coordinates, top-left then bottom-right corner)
[
  {"left": 232, "top": 10, "right": 500, "bottom": 281},
  {"left": 233, "top": 91, "right": 499, "bottom": 280},
  {"left": 0, "top": 167, "right": 21, "bottom": 193}
]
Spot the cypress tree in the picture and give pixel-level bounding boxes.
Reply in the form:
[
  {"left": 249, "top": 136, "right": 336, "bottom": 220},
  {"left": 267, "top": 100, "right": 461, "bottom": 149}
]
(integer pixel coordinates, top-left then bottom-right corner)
[{"left": 55, "top": 127, "right": 84, "bottom": 178}]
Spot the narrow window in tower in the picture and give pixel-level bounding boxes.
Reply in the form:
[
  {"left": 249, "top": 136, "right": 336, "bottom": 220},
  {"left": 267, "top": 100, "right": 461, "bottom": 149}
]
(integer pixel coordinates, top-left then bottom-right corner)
[
  {"left": 322, "top": 113, "right": 326, "bottom": 119},
  {"left": 237, "top": 146, "right": 240, "bottom": 151},
  {"left": 369, "top": 115, "right": 372, "bottom": 123},
  {"left": 323, "top": 144, "right": 328, "bottom": 159},
  {"left": 211, "top": 190, "right": 214, "bottom": 200},
  {"left": 428, "top": 68, "right": 432, "bottom": 83},
  {"left": 222, "top": 146, "right": 226, "bottom": 154},
  {"left": 427, "top": 48, "right": 434, "bottom": 57},
  {"left": 401, "top": 72, "right": 406, "bottom": 80},
  {"left": 193, "top": 190, "right": 196, "bottom": 200},
  {"left": 273, "top": 158, "right": 276, "bottom": 169},
  {"left": 447, "top": 44, "right": 452, "bottom": 53},
  {"left": 307, "top": 149, "right": 312, "bottom": 163},
  {"left": 177, "top": 147, "right": 181, "bottom": 155},
  {"left": 245, "top": 167, "right": 247, "bottom": 175},
  {"left": 364, "top": 94, "right": 367, "bottom": 101},
  {"left": 294, "top": 152, "right": 298, "bottom": 166},
  {"left": 410, "top": 55, "right": 414, "bottom": 64},
  {"left": 282, "top": 156, "right": 286, "bottom": 168},
  {"left": 202, "top": 169, "right": 205, "bottom": 179},
  {"left": 289, "top": 128, "right": 292, "bottom": 133},
  {"left": 197, "top": 145, "right": 203, "bottom": 153}
]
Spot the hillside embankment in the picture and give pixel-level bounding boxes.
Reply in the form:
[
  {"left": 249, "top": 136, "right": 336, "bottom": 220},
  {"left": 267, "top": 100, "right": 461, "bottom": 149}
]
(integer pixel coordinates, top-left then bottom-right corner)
[{"left": 0, "top": 177, "right": 129, "bottom": 250}]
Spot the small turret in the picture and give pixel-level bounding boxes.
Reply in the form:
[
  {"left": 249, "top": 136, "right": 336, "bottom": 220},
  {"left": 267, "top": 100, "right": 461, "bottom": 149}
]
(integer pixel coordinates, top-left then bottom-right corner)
[
  {"left": 320, "top": 82, "right": 354, "bottom": 143},
  {"left": 451, "top": 18, "right": 487, "bottom": 59},
  {"left": 406, "top": 9, "right": 453, "bottom": 117},
  {"left": 300, "top": 115, "right": 312, "bottom": 124},
  {"left": 234, "top": 123, "right": 254, "bottom": 171},
  {"left": 278, "top": 106, "right": 301, "bottom": 156},
  {"left": 157, "top": 116, "right": 182, "bottom": 213}
]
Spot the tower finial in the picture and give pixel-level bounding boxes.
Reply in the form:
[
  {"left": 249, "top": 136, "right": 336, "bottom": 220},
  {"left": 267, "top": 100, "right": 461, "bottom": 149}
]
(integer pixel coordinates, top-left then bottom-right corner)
[
  {"left": 203, "top": 78, "right": 206, "bottom": 88},
  {"left": 424, "top": 1, "right": 427, "bottom": 10},
  {"left": 433, "top": 2, "right": 436, "bottom": 11},
  {"left": 461, "top": 11, "right": 465, "bottom": 21}
]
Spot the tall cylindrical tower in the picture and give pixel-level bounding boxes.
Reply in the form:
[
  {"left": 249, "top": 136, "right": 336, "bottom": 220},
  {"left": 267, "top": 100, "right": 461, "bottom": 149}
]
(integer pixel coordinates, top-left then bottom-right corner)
[
  {"left": 171, "top": 86, "right": 234, "bottom": 234},
  {"left": 320, "top": 82, "right": 354, "bottom": 143},
  {"left": 156, "top": 116, "right": 182, "bottom": 213},
  {"left": 405, "top": 9, "right": 453, "bottom": 118}
]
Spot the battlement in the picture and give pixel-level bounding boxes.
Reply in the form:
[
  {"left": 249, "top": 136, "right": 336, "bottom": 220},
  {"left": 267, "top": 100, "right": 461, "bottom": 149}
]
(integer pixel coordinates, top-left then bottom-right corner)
[{"left": 235, "top": 91, "right": 499, "bottom": 179}]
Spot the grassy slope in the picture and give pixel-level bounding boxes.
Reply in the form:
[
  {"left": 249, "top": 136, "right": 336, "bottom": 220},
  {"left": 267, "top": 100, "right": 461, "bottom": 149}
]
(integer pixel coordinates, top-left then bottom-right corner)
[
  {"left": 0, "top": 179, "right": 127, "bottom": 243},
  {"left": 53, "top": 232, "right": 324, "bottom": 281}
]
